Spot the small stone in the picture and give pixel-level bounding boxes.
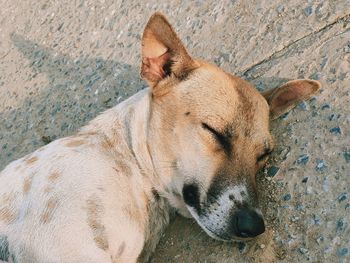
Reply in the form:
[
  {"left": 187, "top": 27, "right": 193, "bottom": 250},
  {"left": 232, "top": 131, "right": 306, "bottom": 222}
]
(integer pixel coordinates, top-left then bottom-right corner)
[
  {"left": 277, "top": 5, "right": 284, "bottom": 13},
  {"left": 337, "top": 248, "right": 349, "bottom": 257},
  {"left": 336, "top": 218, "right": 347, "bottom": 232},
  {"left": 338, "top": 193, "right": 348, "bottom": 203},
  {"left": 312, "top": 214, "right": 321, "bottom": 225},
  {"left": 279, "top": 146, "right": 291, "bottom": 160},
  {"left": 295, "top": 203, "right": 305, "bottom": 211},
  {"left": 298, "top": 247, "right": 308, "bottom": 254},
  {"left": 321, "top": 104, "right": 330, "bottom": 110},
  {"left": 316, "top": 236, "right": 324, "bottom": 244},
  {"left": 302, "top": 177, "right": 308, "bottom": 183},
  {"left": 283, "top": 194, "right": 291, "bottom": 201},
  {"left": 330, "top": 126, "right": 342, "bottom": 135},
  {"left": 328, "top": 113, "right": 341, "bottom": 121},
  {"left": 296, "top": 154, "right": 309, "bottom": 165},
  {"left": 297, "top": 101, "right": 310, "bottom": 111},
  {"left": 303, "top": 6, "right": 313, "bottom": 16},
  {"left": 315, "top": 159, "right": 326, "bottom": 172},
  {"left": 267, "top": 166, "right": 280, "bottom": 177},
  {"left": 343, "top": 150, "right": 350, "bottom": 162},
  {"left": 260, "top": 244, "right": 265, "bottom": 249}
]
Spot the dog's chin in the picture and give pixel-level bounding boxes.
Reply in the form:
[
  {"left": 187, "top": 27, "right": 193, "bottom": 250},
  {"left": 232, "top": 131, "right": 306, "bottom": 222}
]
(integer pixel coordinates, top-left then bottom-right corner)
[{"left": 186, "top": 206, "right": 245, "bottom": 242}]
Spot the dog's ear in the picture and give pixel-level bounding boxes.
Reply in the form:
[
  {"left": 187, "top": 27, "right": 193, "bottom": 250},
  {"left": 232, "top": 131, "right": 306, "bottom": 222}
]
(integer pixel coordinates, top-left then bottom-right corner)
[
  {"left": 141, "top": 12, "right": 198, "bottom": 88},
  {"left": 262, "top": 79, "right": 321, "bottom": 120}
]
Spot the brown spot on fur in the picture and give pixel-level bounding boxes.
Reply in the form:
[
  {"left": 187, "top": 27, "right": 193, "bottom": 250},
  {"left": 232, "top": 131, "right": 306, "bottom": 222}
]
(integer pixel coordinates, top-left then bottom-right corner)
[
  {"left": 23, "top": 175, "right": 34, "bottom": 194},
  {"left": 0, "top": 192, "right": 15, "bottom": 206},
  {"left": 26, "top": 156, "right": 38, "bottom": 165},
  {"left": 48, "top": 171, "right": 61, "bottom": 182},
  {"left": 43, "top": 186, "right": 53, "bottom": 194},
  {"left": 117, "top": 242, "right": 126, "bottom": 257},
  {"left": 65, "top": 139, "right": 85, "bottom": 148},
  {"left": 40, "top": 197, "right": 58, "bottom": 224},
  {"left": 86, "top": 196, "right": 109, "bottom": 251},
  {"left": 0, "top": 207, "right": 16, "bottom": 223}
]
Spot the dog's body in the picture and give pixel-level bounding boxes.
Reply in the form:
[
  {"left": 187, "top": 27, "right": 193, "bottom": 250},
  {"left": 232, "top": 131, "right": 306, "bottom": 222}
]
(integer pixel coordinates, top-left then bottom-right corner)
[
  {"left": 0, "top": 13, "right": 320, "bottom": 263},
  {"left": 0, "top": 90, "right": 170, "bottom": 262}
]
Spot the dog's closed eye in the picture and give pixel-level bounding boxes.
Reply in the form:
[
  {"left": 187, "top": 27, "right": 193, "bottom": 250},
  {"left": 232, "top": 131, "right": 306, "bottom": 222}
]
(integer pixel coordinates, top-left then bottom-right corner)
[{"left": 201, "top": 122, "right": 232, "bottom": 154}]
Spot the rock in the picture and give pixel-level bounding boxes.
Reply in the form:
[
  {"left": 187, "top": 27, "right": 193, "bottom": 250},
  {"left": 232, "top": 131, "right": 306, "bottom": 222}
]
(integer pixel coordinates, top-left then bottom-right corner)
[
  {"left": 315, "top": 159, "right": 326, "bottom": 172},
  {"left": 298, "top": 247, "right": 308, "bottom": 254},
  {"left": 337, "top": 247, "right": 349, "bottom": 257},
  {"left": 336, "top": 218, "right": 347, "bottom": 233},
  {"left": 337, "top": 193, "right": 348, "bottom": 203},
  {"left": 296, "top": 154, "right": 309, "bottom": 165},
  {"left": 283, "top": 194, "right": 291, "bottom": 201},
  {"left": 267, "top": 166, "right": 280, "bottom": 177},
  {"left": 303, "top": 6, "right": 313, "bottom": 16},
  {"left": 344, "top": 150, "right": 350, "bottom": 162},
  {"left": 329, "top": 126, "right": 342, "bottom": 135}
]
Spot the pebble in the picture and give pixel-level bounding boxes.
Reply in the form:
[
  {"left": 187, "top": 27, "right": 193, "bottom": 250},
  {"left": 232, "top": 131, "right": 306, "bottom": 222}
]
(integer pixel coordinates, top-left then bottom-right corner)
[
  {"left": 276, "top": 5, "right": 284, "bottom": 14},
  {"left": 330, "top": 126, "right": 342, "bottom": 135},
  {"left": 321, "top": 104, "right": 330, "bottom": 110},
  {"left": 316, "top": 236, "right": 324, "bottom": 244},
  {"left": 303, "top": 6, "right": 313, "bottom": 16},
  {"left": 298, "top": 247, "right": 308, "bottom": 254},
  {"left": 279, "top": 146, "right": 291, "bottom": 160},
  {"left": 343, "top": 150, "right": 350, "bottom": 162},
  {"left": 328, "top": 113, "right": 341, "bottom": 121},
  {"left": 267, "top": 166, "right": 280, "bottom": 177},
  {"left": 315, "top": 159, "right": 326, "bottom": 172},
  {"left": 302, "top": 177, "right": 308, "bottom": 183},
  {"left": 336, "top": 218, "right": 347, "bottom": 232},
  {"left": 283, "top": 193, "right": 291, "bottom": 201},
  {"left": 296, "top": 154, "right": 309, "bottom": 165},
  {"left": 297, "top": 101, "right": 310, "bottom": 111},
  {"left": 337, "top": 247, "right": 349, "bottom": 257},
  {"left": 338, "top": 193, "right": 348, "bottom": 203}
]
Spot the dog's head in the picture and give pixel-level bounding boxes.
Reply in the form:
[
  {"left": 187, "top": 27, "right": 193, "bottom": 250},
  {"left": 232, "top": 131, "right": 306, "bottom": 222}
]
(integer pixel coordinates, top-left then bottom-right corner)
[{"left": 142, "top": 13, "right": 320, "bottom": 241}]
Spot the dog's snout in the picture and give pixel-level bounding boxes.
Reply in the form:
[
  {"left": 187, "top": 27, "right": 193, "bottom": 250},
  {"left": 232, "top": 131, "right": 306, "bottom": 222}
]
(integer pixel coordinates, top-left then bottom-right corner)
[{"left": 232, "top": 209, "right": 265, "bottom": 238}]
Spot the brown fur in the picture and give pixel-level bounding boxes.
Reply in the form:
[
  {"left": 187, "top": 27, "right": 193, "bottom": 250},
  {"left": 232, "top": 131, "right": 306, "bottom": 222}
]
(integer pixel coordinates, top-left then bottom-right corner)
[
  {"left": 40, "top": 197, "right": 58, "bottom": 224},
  {"left": 25, "top": 156, "right": 38, "bottom": 165},
  {"left": 65, "top": 139, "right": 86, "bottom": 148},
  {"left": 23, "top": 175, "right": 34, "bottom": 194},
  {"left": 86, "top": 196, "right": 109, "bottom": 251}
]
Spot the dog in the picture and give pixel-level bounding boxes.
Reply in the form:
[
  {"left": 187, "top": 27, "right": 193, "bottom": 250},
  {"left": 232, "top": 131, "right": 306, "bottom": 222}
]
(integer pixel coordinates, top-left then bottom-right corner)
[{"left": 0, "top": 12, "right": 320, "bottom": 263}]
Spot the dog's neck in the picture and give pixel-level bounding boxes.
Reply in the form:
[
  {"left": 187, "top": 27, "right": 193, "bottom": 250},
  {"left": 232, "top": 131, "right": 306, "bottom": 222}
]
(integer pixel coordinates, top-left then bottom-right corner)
[{"left": 81, "top": 89, "right": 166, "bottom": 191}]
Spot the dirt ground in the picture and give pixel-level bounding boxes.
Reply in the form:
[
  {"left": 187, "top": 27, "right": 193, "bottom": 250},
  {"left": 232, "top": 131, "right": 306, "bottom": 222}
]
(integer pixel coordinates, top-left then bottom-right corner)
[{"left": 0, "top": 0, "right": 349, "bottom": 262}]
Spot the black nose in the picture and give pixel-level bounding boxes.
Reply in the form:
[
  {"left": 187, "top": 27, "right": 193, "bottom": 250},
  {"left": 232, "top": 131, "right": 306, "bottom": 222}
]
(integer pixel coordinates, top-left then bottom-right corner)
[{"left": 232, "top": 209, "right": 265, "bottom": 238}]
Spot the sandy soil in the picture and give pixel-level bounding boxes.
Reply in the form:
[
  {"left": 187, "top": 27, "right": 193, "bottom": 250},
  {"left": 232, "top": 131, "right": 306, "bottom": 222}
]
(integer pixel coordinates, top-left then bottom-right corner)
[{"left": 0, "top": 0, "right": 349, "bottom": 262}]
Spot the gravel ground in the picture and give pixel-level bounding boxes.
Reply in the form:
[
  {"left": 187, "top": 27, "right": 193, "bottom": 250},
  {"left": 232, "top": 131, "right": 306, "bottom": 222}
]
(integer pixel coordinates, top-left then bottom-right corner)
[{"left": 0, "top": 0, "right": 349, "bottom": 262}]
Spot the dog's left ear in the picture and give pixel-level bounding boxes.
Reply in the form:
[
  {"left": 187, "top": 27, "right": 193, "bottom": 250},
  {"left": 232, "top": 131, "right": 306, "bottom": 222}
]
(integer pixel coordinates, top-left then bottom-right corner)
[
  {"left": 141, "top": 12, "right": 198, "bottom": 89},
  {"left": 262, "top": 79, "right": 321, "bottom": 120}
]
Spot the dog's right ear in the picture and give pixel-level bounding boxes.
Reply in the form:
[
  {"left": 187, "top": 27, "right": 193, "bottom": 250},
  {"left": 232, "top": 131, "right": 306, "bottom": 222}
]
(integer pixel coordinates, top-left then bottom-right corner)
[{"left": 141, "top": 13, "right": 198, "bottom": 90}]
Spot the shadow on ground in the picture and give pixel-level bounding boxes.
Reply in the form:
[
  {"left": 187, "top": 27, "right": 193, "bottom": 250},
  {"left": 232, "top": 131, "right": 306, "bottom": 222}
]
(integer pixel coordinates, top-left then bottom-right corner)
[{"left": 0, "top": 34, "right": 145, "bottom": 169}]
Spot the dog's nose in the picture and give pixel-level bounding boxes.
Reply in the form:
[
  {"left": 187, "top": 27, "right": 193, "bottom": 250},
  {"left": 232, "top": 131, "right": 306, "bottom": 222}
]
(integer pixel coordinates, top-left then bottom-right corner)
[{"left": 232, "top": 209, "right": 265, "bottom": 238}]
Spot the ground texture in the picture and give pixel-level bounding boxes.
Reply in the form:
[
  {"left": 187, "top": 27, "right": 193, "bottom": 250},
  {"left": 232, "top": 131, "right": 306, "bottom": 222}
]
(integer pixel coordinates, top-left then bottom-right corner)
[{"left": 0, "top": 0, "right": 349, "bottom": 262}]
